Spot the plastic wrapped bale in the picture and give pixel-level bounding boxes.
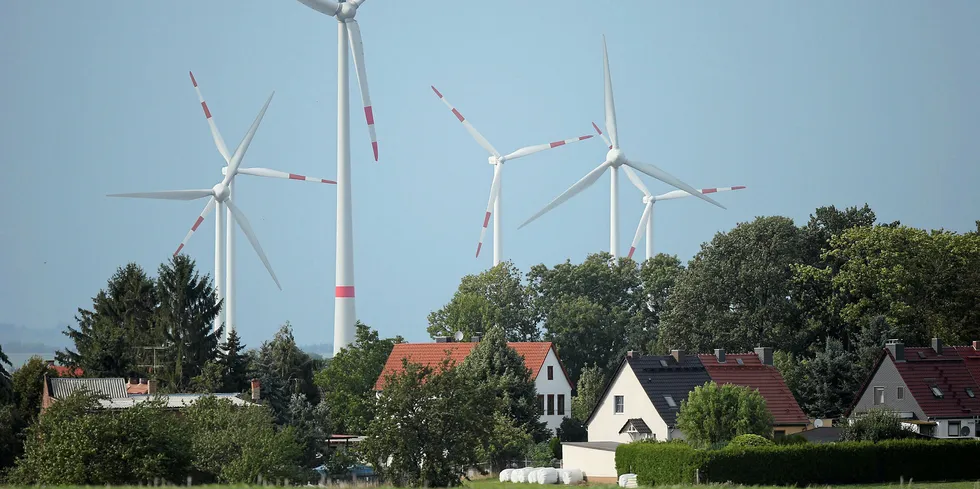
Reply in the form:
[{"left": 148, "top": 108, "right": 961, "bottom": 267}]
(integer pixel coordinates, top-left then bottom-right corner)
[
  {"left": 618, "top": 474, "right": 638, "bottom": 488},
  {"left": 528, "top": 469, "right": 538, "bottom": 484},
  {"left": 559, "top": 469, "right": 583, "bottom": 485},
  {"left": 511, "top": 468, "right": 529, "bottom": 483},
  {"left": 499, "top": 469, "right": 513, "bottom": 482},
  {"left": 537, "top": 468, "right": 559, "bottom": 484}
]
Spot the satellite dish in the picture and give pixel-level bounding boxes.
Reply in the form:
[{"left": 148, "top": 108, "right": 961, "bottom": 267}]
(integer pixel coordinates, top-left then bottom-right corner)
[
  {"left": 814, "top": 419, "right": 824, "bottom": 428},
  {"left": 454, "top": 331, "right": 464, "bottom": 342}
]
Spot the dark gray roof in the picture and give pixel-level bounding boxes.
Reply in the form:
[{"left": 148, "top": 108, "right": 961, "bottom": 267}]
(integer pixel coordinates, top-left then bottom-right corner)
[
  {"left": 50, "top": 377, "right": 128, "bottom": 399},
  {"left": 619, "top": 418, "right": 652, "bottom": 434},
  {"left": 797, "top": 427, "right": 842, "bottom": 444},
  {"left": 626, "top": 354, "right": 711, "bottom": 426},
  {"left": 561, "top": 441, "right": 622, "bottom": 452}
]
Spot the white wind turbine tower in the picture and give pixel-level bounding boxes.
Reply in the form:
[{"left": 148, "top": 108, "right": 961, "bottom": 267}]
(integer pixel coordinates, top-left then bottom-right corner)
[
  {"left": 108, "top": 90, "right": 283, "bottom": 334},
  {"left": 430, "top": 85, "right": 595, "bottom": 265},
  {"left": 519, "top": 36, "right": 726, "bottom": 257},
  {"left": 293, "top": 0, "right": 379, "bottom": 356},
  {"left": 190, "top": 72, "right": 336, "bottom": 340}
]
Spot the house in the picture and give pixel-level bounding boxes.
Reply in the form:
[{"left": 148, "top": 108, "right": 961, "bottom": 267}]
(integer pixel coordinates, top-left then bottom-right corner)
[
  {"left": 374, "top": 336, "right": 573, "bottom": 432},
  {"left": 41, "top": 375, "right": 258, "bottom": 413},
  {"left": 848, "top": 338, "right": 980, "bottom": 438},
  {"left": 698, "top": 347, "right": 809, "bottom": 436},
  {"left": 585, "top": 347, "right": 807, "bottom": 443}
]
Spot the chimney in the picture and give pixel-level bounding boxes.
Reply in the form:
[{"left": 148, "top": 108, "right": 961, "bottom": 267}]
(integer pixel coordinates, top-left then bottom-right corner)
[
  {"left": 251, "top": 378, "right": 261, "bottom": 401},
  {"left": 147, "top": 379, "right": 158, "bottom": 395},
  {"left": 931, "top": 337, "right": 943, "bottom": 355},
  {"left": 46, "top": 359, "right": 55, "bottom": 367},
  {"left": 754, "top": 347, "right": 773, "bottom": 366},
  {"left": 472, "top": 333, "right": 482, "bottom": 343},
  {"left": 434, "top": 336, "right": 450, "bottom": 343},
  {"left": 714, "top": 348, "right": 726, "bottom": 363},
  {"left": 671, "top": 349, "right": 683, "bottom": 363},
  {"left": 626, "top": 350, "right": 636, "bottom": 358},
  {"left": 886, "top": 339, "right": 905, "bottom": 362},
  {"left": 973, "top": 340, "right": 979, "bottom": 351}
]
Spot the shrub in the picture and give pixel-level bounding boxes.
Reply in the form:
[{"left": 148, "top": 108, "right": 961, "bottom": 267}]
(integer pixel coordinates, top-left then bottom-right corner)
[
  {"left": 616, "top": 437, "right": 980, "bottom": 486},
  {"left": 549, "top": 437, "right": 562, "bottom": 460},
  {"left": 726, "top": 434, "right": 773, "bottom": 449},
  {"left": 773, "top": 433, "right": 808, "bottom": 445},
  {"left": 676, "top": 381, "right": 774, "bottom": 447},
  {"left": 840, "top": 407, "right": 916, "bottom": 442}
]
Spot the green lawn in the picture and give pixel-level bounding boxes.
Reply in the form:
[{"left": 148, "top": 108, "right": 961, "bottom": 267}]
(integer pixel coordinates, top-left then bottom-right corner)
[{"left": 465, "top": 481, "right": 980, "bottom": 489}]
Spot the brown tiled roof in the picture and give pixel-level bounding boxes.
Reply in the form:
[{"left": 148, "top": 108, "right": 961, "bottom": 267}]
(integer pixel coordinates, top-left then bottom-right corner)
[
  {"left": 374, "top": 341, "right": 567, "bottom": 390},
  {"left": 951, "top": 345, "right": 980, "bottom": 387},
  {"left": 698, "top": 353, "right": 809, "bottom": 426},
  {"left": 886, "top": 347, "right": 980, "bottom": 419},
  {"left": 49, "top": 365, "right": 83, "bottom": 377}
]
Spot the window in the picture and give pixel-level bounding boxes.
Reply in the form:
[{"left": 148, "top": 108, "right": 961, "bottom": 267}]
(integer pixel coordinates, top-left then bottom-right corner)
[
  {"left": 897, "top": 386, "right": 905, "bottom": 400},
  {"left": 538, "top": 395, "right": 544, "bottom": 415},
  {"left": 557, "top": 394, "right": 565, "bottom": 415},
  {"left": 967, "top": 388, "right": 975, "bottom": 398},
  {"left": 614, "top": 395, "right": 625, "bottom": 414},
  {"left": 547, "top": 395, "right": 555, "bottom": 415},
  {"left": 873, "top": 387, "right": 885, "bottom": 405},
  {"left": 948, "top": 421, "right": 961, "bottom": 437},
  {"left": 547, "top": 366, "right": 554, "bottom": 380},
  {"left": 931, "top": 385, "right": 944, "bottom": 398},
  {"left": 664, "top": 395, "right": 676, "bottom": 408}
]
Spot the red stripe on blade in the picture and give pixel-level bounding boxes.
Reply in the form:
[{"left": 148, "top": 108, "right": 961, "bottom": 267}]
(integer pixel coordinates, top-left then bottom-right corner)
[
  {"left": 174, "top": 244, "right": 184, "bottom": 256},
  {"left": 321, "top": 179, "right": 337, "bottom": 184},
  {"left": 201, "top": 101, "right": 212, "bottom": 119},
  {"left": 189, "top": 71, "right": 198, "bottom": 87},
  {"left": 335, "top": 286, "right": 355, "bottom": 298},
  {"left": 592, "top": 122, "right": 603, "bottom": 135},
  {"left": 431, "top": 86, "right": 443, "bottom": 98},
  {"left": 702, "top": 188, "right": 717, "bottom": 194},
  {"left": 475, "top": 242, "right": 482, "bottom": 258},
  {"left": 372, "top": 141, "right": 379, "bottom": 161},
  {"left": 289, "top": 173, "right": 304, "bottom": 180},
  {"left": 364, "top": 106, "right": 375, "bottom": 125},
  {"left": 550, "top": 141, "right": 566, "bottom": 148},
  {"left": 191, "top": 216, "right": 204, "bottom": 231},
  {"left": 579, "top": 135, "right": 593, "bottom": 140},
  {"left": 732, "top": 186, "right": 746, "bottom": 190},
  {"left": 628, "top": 247, "right": 635, "bottom": 259},
  {"left": 483, "top": 211, "right": 491, "bottom": 228},
  {"left": 451, "top": 109, "right": 464, "bottom": 122}
]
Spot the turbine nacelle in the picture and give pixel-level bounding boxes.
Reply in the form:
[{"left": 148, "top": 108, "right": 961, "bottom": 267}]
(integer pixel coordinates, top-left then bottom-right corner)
[
  {"left": 607, "top": 148, "right": 626, "bottom": 167},
  {"left": 642, "top": 195, "right": 655, "bottom": 205},
  {"left": 489, "top": 155, "right": 504, "bottom": 165},
  {"left": 212, "top": 183, "right": 230, "bottom": 202},
  {"left": 337, "top": 2, "right": 357, "bottom": 19}
]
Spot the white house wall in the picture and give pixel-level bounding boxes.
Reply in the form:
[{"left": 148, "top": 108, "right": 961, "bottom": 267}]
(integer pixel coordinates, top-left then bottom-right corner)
[
  {"left": 852, "top": 356, "right": 925, "bottom": 419},
  {"left": 587, "top": 363, "right": 668, "bottom": 442},
  {"left": 536, "top": 348, "right": 574, "bottom": 432}
]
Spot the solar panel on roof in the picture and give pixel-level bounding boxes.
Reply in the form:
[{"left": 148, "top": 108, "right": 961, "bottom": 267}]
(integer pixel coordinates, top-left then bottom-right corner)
[
  {"left": 736, "top": 358, "right": 744, "bottom": 365},
  {"left": 659, "top": 359, "right": 668, "bottom": 367}
]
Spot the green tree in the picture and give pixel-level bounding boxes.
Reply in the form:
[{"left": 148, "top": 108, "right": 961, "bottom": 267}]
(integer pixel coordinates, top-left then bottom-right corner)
[
  {"left": 0, "top": 344, "right": 11, "bottom": 404},
  {"left": 282, "top": 393, "right": 331, "bottom": 473},
  {"left": 248, "top": 322, "right": 319, "bottom": 422},
  {"left": 219, "top": 329, "right": 249, "bottom": 392},
  {"left": 773, "top": 350, "right": 805, "bottom": 407},
  {"left": 156, "top": 255, "right": 223, "bottom": 390},
  {"left": 840, "top": 407, "right": 915, "bottom": 442},
  {"left": 630, "top": 254, "right": 685, "bottom": 353},
  {"left": 676, "top": 381, "right": 774, "bottom": 447},
  {"left": 182, "top": 395, "right": 306, "bottom": 483},
  {"left": 11, "top": 356, "right": 51, "bottom": 426},
  {"left": 361, "top": 359, "right": 493, "bottom": 487},
  {"left": 188, "top": 360, "right": 225, "bottom": 393},
  {"left": 314, "top": 321, "right": 402, "bottom": 434},
  {"left": 660, "top": 216, "right": 808, "bottom": 355},
  {"left": 428, "top": 261, "right": 538, "bottom": 341},
  {"left": 571, "top": 363, "right": 605, "bottom": 421},
  {"left": 798, "top": 337, "right": 859, "bottom": 418},
  {"left": 58, "top": 263, "right": 159, "bottom": 377},
  {"left": 0, "top": 403, "right": 24, "bottom": 471}
]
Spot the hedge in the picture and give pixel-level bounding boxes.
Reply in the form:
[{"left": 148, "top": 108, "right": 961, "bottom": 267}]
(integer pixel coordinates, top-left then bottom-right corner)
[{"left": 615, "top": 438, "right": 980, "bottom": 486}]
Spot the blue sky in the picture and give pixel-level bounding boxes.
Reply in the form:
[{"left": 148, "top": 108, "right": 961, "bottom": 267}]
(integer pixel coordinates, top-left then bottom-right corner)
[{"left": 2, "top": 1, "right": 979, "bottom": 352}]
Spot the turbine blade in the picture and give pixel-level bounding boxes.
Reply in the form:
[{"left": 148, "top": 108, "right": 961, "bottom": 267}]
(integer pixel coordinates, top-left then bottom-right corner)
[
  {"left": 224, "top": 199, "right": 282, "bottom": 291},
  {"left": 501, "top": 134, "right": 594, "bottom": 161},
  {"left": 174, "top": 197, "right": 217, "bottom": 256},
  {"left": 238, "top": 167, "right": 337, "bottom": 184},
  {"left": 602, "top": 35, "right": 619, "bottom": 149},
  {"left": 476, "top": 164, "right": 503, "bottom": 258},
  {"left": 349, "top": 0, "right": 366, "bottom": 8},
  {"left": 189, "top": 71, "right": 231, "bottom": 164},
  {"left": 625, "top": 159, "right": 726, "bottom": 209},
  {"left": 295, "top": 0, "right": 341, "bottom": 16},
  {"left": 430, "top": 85, "right": 500, "bottom": 157},
  {"left": 591, "top": 121, "right": 612, "bottom": 149},
  {"left": 107, "top": 190, "right": 213, "bottom": 201},
  {"left": 628, "top": 202, "right": 653, "bottom": 260},
  {"left": 225, "top": 92, "right": 274, "bottom": 180},
  {"left": 346, "top": 19, "right": 378, "bottom": 161},
  {"left": 518, "top": 160, "right": 612, "bottom": 229},
  {"left": 654, "top": 185, "right": 746, "bottom": 201},
  {"left": 622, "top": 166, "right": 651, "bottom": 197}
]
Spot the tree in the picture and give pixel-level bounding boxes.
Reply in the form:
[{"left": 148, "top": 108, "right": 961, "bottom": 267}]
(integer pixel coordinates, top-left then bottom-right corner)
[
  {"left": 0, "top": 404, "right": 24, "bottom": 471},
  {"left": 361, "top": 359, "right": 494, "bottom": 487},
  {"left": 282, "top": 394, "right": 331, "bottom": 473},
  {"left": 58, "top": 263, "right": 159, "bottom": 377},
  {"left": 571, "top": 364, "right": 605, "bottom": 422},
  {"left": 314, "top": 321, "right": 402, "bottom": 435},
  {"left": 459, "top": 325, "right": 547, "bottom": 469},
  {"left": 556, "top": 417, "right": 587, "bottom": 442},
  {"left": 11, "top": 356, "right": 51, "bottom": 426},
  {"left": 0, "top": 344, "right": 11, "bottom": 404},
  {"left": 219, "top": 329, "right": 249, "bottom": 392},
  {"left": 428, "top": 261, "right": 538, "bottom": 341},
  {"left": 156, "top": 255, "right": 223, "bottom": 390},
  {"left": 798, "top": 337, "right": 859, "bottom": 419},
  {"left": 839, "top": 407, "right": 915, "bottom": 442},
  {"left": 249, "top": 322, "right": 319, "bottom": 422},
  {"left": 675, "top": 381, "right": 774, "bottom": 447},
  {"left": 630, "top": 254, "right": 685, "bottom": 353},
  {"left": 659, "top": 216, "right": 808, "bottom": 355}
]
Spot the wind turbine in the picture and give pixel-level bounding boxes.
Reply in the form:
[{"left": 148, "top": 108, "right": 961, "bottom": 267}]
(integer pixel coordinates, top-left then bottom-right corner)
[
  {"left": 518, "top": 35, "right": 726, "bottom": 257},
  {"left": 293, "top": 0, "right": 379, "bottom": 356},
  {"left": 108, "top": 90, "right": 283, "bottom": 334},
  {"left": 189, "top": 72, "right": 336, "bottom": 340},
  {"left": 430, "top": 85, "right": 595, "bottom": 266}
]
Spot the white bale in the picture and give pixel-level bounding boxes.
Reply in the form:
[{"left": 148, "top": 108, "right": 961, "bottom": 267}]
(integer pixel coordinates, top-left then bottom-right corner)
[
  {"left": 559, "top": 469, "right": 583, "bottom": 485},
  {"left": 528, "top": 469, "right": 538, "bottom": 484},
  {"left": 537, "top": 468, "right": 559, "bottom": 484},
  {"left": 618, "top": 474, "right": 638, "bottom": 488},
  {"left": 499, "top": 469, "right": 513, "bottom": 482},
  {"left": 511, "top": 468, "right": 529, "bottom": 483}
]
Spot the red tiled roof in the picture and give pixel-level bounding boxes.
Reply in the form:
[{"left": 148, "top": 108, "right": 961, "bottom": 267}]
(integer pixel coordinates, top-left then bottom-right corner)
[
  {"left": 374, "top": 341, "right": 567, "bottom": 390},
  {"left": 886, "top": 347, "right": 980, "bottom": 419},
  {"left": 127, "top": 383, "right": 149, "bottom": 395},
  {"left": 698, "top": 353, "right": 809, "bottom": 426},
  {"left": 50, "top": 365, "right": 83, "bottom": 377},
  {"left": 951, "top": 345, "right": 980, "bottom": 387}
]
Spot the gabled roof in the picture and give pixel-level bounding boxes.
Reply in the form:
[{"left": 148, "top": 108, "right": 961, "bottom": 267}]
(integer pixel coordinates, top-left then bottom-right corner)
[
  {"left": 374, "top": 341, "right": 570, "bottom": 390},
  {"left": 49, "top": 377, "right": 128, "bottom": 399},
  {"left": 49, "top": 365, "right": 83, "bottom": 377},
  {"left": 951, "top": 345, "right": 980, "bottom": 386},
  {"left": 851, "top": 346, "right": 980, "bottom": 419},
  {"left": 698, "top": 353, "right": 809, "bottom": 426},
  {"left": 619, "top": 418, "right": 652, "bottom": 435}
]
